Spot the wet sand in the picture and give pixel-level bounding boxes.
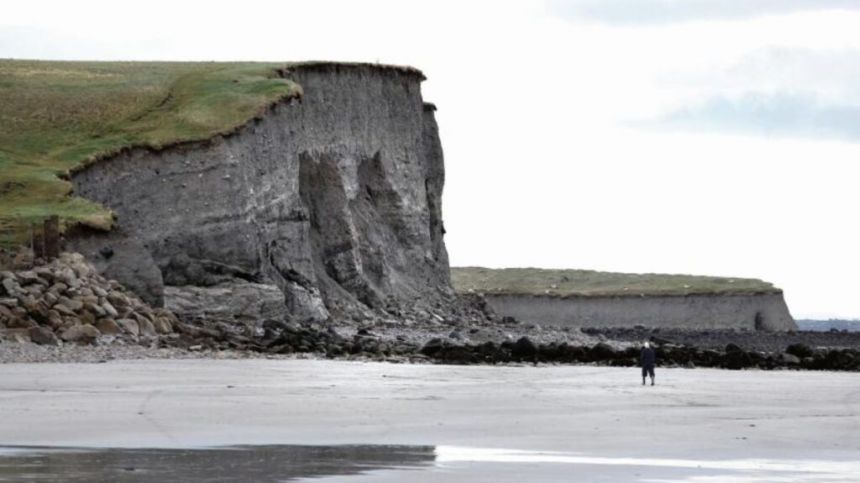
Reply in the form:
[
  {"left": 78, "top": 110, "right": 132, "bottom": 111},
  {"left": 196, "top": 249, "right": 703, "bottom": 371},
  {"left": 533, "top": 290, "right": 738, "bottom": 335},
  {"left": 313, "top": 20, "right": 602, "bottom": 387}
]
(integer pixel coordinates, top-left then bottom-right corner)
[{"left": 0, "top": 360, "right": 858, "bottom": 481}]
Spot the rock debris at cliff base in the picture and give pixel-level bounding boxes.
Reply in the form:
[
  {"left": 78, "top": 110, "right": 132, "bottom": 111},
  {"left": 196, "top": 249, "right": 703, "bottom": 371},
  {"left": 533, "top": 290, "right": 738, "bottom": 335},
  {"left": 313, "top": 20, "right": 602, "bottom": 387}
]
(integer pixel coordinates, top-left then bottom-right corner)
[
  {"left": 0, "top": 252, "right": 176, "bottom": 348},
  {"left": 2, "top": 254, "right": 858, "bottom": 371}
]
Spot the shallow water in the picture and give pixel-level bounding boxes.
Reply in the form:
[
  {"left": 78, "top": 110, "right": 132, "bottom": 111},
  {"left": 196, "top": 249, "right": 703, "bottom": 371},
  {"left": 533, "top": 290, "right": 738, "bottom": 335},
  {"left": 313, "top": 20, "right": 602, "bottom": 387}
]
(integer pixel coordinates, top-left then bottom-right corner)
[
  {"left": 2, "top": 445, "right": 857, "bottom": 482},
  {"left": 0, "top": 445, "right": 435, "bottom": 482}
]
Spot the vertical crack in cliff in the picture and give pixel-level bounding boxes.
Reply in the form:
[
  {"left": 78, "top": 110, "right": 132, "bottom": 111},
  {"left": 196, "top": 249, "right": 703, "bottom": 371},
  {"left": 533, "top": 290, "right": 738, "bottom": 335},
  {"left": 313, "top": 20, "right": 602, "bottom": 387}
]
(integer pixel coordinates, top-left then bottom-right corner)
[{"left": 299, "top": 149, "right": 385, "bottom": 309}]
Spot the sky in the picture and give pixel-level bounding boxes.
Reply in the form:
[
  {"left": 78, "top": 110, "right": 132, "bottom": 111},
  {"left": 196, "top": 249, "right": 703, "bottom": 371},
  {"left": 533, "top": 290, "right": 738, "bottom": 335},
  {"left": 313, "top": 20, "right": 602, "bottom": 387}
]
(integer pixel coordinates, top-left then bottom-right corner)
[{"left": 2, "top": 0, "right": 860, "bottom": 319}]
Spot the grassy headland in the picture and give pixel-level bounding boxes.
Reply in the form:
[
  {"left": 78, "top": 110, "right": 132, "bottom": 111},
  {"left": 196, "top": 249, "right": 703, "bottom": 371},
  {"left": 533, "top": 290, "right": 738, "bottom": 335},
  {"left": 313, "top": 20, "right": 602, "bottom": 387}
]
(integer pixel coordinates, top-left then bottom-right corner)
[
  {"left": 0, "top": 60, "right": 301, "bottom": 247},
  {"left": 451, "top": 267, "right": 780, "bottom": 297}
]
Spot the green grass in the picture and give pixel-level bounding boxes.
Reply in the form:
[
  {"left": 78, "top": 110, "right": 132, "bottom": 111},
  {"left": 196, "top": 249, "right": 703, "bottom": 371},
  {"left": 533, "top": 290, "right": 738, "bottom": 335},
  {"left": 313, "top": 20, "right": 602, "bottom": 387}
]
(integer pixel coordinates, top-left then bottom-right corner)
[
  {"left": 0, "top": 59, "right": 301, "bottom": 247},
  {"left": 451, "top": 267, "right": 781, "bottom": 297}
]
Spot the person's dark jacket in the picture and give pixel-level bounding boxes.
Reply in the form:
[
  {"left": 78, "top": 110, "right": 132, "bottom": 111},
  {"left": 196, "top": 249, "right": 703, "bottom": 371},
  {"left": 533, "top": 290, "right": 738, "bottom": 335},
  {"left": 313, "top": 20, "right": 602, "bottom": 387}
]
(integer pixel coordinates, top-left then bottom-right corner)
[{"left": 640, "top": 347, "right": 656, "bottom": 367}]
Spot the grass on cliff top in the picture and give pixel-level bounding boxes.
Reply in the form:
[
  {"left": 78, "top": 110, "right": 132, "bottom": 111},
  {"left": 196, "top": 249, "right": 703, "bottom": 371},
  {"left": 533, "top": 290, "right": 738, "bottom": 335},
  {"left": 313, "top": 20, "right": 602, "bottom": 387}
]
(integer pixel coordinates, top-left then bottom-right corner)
[
  {"left": 0, "top": 59, "right": 301, "bottom": 247},
  {"left": 451, "top": 267, "right": 781, "bottom": 297}
]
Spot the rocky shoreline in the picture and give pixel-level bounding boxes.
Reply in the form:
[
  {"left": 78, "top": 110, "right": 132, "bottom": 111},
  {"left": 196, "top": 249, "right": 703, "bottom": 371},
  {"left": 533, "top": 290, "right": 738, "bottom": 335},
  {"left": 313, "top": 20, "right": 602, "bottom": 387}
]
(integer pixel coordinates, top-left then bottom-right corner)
[
  {"left": 160, "top": 317, "right": 860, "bottom": 372},
  {"left": 8, "top": 323, "right": 858, "bottom": 372},
  {"left": 2, "top": 253, "right": 860, "bottom": 371},
  {"left": 4, "top": 318, "right": 860, "bottom": 372}
]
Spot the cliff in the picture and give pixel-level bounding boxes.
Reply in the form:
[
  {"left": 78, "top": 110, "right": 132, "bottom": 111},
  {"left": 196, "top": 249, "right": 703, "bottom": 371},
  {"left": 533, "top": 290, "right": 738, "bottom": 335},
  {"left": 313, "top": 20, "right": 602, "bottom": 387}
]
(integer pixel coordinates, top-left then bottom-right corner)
[
  {"left": 481, "top": 293, "right": 796, "bottom": 331},
  {"left": 452, "top": 267, "right": 797, "bottom": 331},
  {"left": 68, "top": 63, "right": 454, "bottom": 323}
]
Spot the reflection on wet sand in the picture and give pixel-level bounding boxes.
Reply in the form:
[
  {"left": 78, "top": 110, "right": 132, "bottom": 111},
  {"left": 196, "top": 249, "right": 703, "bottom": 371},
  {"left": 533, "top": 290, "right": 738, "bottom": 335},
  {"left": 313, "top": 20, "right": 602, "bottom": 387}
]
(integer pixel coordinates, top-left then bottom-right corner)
[
  {"left": 432, "top": 446, "right": 860, "bottom": 483},
  {"left": 0, "top": 445, "right": 436, "bottom": 482}
]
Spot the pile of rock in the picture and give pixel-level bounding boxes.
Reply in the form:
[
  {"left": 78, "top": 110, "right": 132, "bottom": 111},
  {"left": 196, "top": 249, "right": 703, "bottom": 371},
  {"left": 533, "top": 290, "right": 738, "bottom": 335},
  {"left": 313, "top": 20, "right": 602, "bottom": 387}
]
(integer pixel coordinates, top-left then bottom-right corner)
[
  {"left": 417, "top": 337, "right": 860, "bottom": 371},
  {"left": 0, "top": 253, "right": 177, "bottom": 346}
]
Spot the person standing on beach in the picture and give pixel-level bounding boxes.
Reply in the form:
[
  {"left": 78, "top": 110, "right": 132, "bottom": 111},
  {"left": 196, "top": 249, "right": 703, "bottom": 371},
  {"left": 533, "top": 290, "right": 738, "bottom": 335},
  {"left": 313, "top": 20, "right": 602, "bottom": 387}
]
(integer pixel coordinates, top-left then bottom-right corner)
[{"left": 641, "top": 341, "right": 656, "bottom": 386}]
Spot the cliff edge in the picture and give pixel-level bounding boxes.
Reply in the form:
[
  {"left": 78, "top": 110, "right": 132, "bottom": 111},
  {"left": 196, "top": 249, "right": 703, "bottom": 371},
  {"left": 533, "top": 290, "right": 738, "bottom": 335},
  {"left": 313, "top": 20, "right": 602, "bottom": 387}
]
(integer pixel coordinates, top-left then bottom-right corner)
[
  {"left": 68, "top": 63, "right": 455, "bottom": 324},
  {"left": 452, "top": 267, "right": 797, "bottom": 331}
]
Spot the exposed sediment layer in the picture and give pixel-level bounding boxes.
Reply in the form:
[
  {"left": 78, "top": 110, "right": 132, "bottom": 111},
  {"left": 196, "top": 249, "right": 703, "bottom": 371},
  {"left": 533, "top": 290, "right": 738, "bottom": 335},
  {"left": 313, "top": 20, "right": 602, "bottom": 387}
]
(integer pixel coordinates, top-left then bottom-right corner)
[
  {"left": 69, "top": 63, "right": 453, "bottom": 322},
  {"left": 483, "top": 293, "right": 797, "bottom": 331}
]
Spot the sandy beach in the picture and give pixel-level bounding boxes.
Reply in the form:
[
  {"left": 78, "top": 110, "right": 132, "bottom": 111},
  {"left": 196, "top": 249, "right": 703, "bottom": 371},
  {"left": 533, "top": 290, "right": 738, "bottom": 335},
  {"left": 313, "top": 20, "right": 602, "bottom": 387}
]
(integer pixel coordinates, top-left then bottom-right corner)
[{"left": 0, "top": 360, "right": 858, "bottom": 481}]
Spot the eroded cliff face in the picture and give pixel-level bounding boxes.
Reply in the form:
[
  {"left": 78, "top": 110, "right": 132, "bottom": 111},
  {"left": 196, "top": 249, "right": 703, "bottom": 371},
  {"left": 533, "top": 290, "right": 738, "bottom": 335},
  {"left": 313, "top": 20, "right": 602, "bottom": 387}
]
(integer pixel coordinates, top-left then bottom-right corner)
[
  {"left": 69, "top": 64, "right": 453, "bottom": 323},
  {"left": 483, "top": 293, "right": 797, "bottom": 331}
]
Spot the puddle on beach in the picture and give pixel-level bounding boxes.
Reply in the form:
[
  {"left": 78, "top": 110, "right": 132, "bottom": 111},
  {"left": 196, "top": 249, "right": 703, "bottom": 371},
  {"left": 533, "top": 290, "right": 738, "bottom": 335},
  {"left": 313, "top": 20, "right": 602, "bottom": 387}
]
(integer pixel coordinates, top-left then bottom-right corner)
[
  {"left": 1, "top": 445, "right": 856, "bottom": 482},
  {"left": 0, "top": 445, "right": 435, "bottom": 482}
]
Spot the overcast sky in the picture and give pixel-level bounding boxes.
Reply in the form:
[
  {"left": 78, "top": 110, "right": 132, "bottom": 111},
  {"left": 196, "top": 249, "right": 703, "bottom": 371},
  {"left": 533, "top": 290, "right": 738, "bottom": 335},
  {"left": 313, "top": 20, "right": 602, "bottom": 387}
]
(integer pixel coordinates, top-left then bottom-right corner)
[{"left": 3, "top": 0, "right": 860, "bottom": 319}]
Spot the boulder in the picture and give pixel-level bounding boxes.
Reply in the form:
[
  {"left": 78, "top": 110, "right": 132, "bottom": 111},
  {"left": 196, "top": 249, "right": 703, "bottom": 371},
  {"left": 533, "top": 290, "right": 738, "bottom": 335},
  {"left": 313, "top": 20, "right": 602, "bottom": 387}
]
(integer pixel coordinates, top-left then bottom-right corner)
[
  {"left": 588, "top": 342, "right": 617, "bottom": 361},
  {"left": 725, "top": 343, "right": 744, "bottom": 353},
  {"left": 47, "top": 310, "right": 64, "bottom": 329},
  {"left": 101, "top": 301, "right": 119, "bottom": 318},
  {"left": 57, "top": 296, "right": 83, "bottom": 312},
  {"left": 59, "top": 324, "right": 100, "bottom": 344},
  {"left": 0, "top": 297, "right": 18, "bottom": 308},
  {"left": 117, "top": 318, "right": 140, "bottom": 336},
  {"left": 107, "top": 292, "right": 128, "bottom": 309},
  {"left": 95, "top": 318, "right": 122, "bottom": 335},
  {"left": 83, "top": 301, "right": 106, "bottom": 317},
  {"left": 723, "top": 345, "right": 753, "bottom": 370},
  {"left": 79, "top": 311, "right": 96, "bottom": 326},
  {"left": 33, "top": 266, "right": 55, "bottom": 282},
  {"left": 53, "top": 303, "right": 77, "bottom": 317},
  {"left": 79, "top": 295, "right": 99, "bottom": 305},
  {"left": 6, "top": 316, "right": 37, "bottom": 330},
  {"left": 29, "top": 326, "right": 59, "bottom": 346},
  {"left": 2, "top": 278, "right": 20, "bottom": 296},
  {"left": 17, "top": 271, "right": 42, "bottom": 285},
  {"left": 23, "top": 299, "right": 50, "bottom": 323},
  {"left": 786, "top": 343, "right": 814, "bottom": 359},
  {"left": 139, "top": 318, "right": 157, "bottom": 337},
  {"left": 58, "top": 267, "right": 78, "bottom": 287},
  {"left": 511, "top": 336, "right": 538, "bottom": 359},
  {"left": 420, "top": 337, "right": 447, "bottom": 357},
  {"left": 822, "top": 349, "right": 856, "bottom": 371},
  {"left": 153, "top": 316, "right": 173, "bottom": 334}
]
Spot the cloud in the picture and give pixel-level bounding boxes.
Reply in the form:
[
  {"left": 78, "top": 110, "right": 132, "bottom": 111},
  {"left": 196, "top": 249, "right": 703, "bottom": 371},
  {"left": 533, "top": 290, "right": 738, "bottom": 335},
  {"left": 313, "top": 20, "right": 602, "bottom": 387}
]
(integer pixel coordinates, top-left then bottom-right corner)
[
  {"left": 647, "top": 92, "right": 860, "bottom": 141},
  {"left": 657, "top": 47, "right": 860, "bottom": 105},
  {"left": 548, "top": 0, "right": 860, "bottom": 24},
  {"left": 724, "top": 48, "right": 860, "bottom": 104},
  {"left": 638, "top": 46, "right": 860, "bottom": 141}
]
